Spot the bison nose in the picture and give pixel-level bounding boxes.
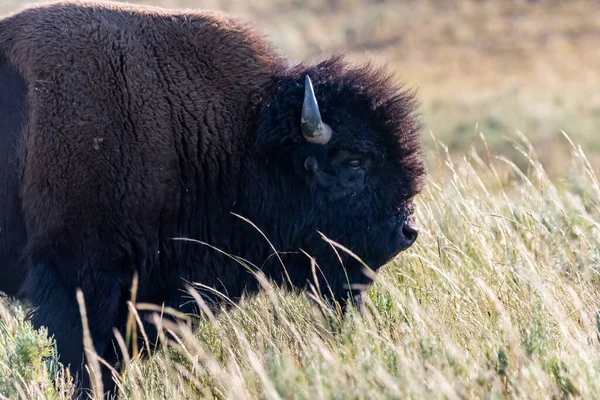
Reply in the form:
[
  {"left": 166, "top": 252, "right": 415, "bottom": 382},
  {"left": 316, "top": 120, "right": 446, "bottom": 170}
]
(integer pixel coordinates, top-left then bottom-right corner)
[{"left": 400, "top": 224, "right": 418, "bottom": 250}]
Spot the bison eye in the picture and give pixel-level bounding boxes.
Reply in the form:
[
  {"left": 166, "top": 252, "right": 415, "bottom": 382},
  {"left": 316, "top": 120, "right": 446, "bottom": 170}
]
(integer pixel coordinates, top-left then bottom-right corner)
[{"left": 348, "top": 159, "right": 362, "bottom": 169}]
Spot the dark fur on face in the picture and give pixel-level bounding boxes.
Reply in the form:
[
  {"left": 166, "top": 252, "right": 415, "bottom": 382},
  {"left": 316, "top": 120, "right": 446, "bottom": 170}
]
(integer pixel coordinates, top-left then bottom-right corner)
[
  {"left": 0, "top": 1, "right": 426, "bottom": 396},
  {"left": 252, "top": 56, "right": 426, "bottom": 304}
]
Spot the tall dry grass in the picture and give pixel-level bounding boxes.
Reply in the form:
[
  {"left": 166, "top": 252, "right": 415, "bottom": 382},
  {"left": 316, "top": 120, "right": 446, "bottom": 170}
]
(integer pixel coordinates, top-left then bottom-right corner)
[{"left": 1, "top": 132, "right": 599, "bottom": 399}]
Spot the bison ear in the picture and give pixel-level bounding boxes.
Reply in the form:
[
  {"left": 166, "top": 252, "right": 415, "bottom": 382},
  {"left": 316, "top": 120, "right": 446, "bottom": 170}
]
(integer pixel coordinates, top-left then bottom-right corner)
[{"left": 289, "top": 146, "right": 330, "bottom": 182}]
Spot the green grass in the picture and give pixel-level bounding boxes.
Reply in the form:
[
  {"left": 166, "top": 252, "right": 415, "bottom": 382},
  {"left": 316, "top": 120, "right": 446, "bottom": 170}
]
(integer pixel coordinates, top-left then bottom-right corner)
[
  {"left": 0, "top": 301, "right": 73, "bottom": 399},
  {"left": 1, "top": 133, "right": 600, "bottom": 399}
]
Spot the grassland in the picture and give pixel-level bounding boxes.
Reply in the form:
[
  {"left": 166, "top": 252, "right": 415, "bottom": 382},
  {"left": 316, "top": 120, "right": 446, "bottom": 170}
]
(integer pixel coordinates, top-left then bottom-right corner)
[
  {"left": 2, "top": 133, "right": 600, "bottom": 399},
  {"left": 1, "top": 0, "right": 600, "bottom": 399}
]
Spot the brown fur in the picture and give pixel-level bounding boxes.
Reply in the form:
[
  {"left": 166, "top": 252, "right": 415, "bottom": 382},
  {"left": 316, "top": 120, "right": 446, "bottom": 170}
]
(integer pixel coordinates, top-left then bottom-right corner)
[
  {"left": 0, "top": 1, "right": 426, "bottom": 396},
  {"left": 0, "top": 0, "right": 280, "bottom": 251}
]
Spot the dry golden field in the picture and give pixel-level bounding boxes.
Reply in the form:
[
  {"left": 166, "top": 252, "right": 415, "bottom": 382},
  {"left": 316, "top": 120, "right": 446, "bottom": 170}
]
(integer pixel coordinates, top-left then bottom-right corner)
[{"left": 4, "top": 0, "right": 599, "bottom": 176}]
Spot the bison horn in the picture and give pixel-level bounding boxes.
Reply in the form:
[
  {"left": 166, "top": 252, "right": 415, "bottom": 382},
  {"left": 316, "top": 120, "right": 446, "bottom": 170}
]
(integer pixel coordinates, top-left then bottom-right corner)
[{"left": 301, "top": 75, "right": 332, "bottom": 145}]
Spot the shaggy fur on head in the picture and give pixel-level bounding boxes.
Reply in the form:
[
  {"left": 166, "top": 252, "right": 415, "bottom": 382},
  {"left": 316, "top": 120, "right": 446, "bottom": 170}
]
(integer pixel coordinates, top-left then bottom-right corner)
[
  {"left": 255, "top": 57, "right": 425, "bottom": 304},
  {"left": 0, "top": 0, "right": 426, "bottom": 396},
  {"left": 258, "top": 56, "right": 425, "bottom": 196}
]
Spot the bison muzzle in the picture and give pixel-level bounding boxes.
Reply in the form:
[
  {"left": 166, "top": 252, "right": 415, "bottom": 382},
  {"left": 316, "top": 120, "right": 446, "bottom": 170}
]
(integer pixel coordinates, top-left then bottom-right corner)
[{"left": 0, "top": 0, "right": 426, "bottom": 397}]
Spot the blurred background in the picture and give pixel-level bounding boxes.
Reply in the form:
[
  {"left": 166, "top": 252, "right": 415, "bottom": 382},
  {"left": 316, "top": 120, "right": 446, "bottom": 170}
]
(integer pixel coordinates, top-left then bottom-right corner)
[{"left": 2, "top": 0, "right": 599, "bottom": 179}]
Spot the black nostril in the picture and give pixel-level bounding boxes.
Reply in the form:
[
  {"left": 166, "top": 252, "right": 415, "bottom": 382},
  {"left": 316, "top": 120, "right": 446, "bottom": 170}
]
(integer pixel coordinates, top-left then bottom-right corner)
[{"left": 402, "top": 224, "right": 418, "bottom": 245}]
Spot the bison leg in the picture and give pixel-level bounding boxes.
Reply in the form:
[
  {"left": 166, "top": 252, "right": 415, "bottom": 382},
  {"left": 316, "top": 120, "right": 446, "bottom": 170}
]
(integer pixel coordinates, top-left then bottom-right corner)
[
  {"left": 0, "top": 54, "right": 28, "bottom": 297},
  {"left": 23, "top": 257, "right": 126, "bottom": 398}
]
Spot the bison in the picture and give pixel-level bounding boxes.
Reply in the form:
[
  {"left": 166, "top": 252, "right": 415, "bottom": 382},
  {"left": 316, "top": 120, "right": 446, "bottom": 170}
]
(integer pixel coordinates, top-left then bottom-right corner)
[{"left": 0, "top": 0, "right": 426, "bottom": 396}]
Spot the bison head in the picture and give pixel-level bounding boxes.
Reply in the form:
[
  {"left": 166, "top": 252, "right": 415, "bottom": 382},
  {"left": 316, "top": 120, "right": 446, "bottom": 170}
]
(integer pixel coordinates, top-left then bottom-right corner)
[{"left": 250, "top": 57, "right": 426, "bottom": 310}]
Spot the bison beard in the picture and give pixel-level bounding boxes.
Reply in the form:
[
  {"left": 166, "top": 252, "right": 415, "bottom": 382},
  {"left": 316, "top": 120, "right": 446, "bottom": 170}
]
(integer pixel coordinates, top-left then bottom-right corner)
[{"left": 0, "top": 0, "right": 426, "bottom": 397}]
